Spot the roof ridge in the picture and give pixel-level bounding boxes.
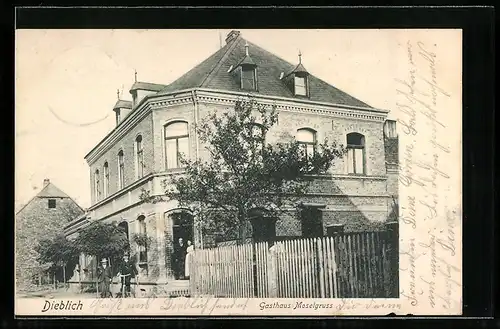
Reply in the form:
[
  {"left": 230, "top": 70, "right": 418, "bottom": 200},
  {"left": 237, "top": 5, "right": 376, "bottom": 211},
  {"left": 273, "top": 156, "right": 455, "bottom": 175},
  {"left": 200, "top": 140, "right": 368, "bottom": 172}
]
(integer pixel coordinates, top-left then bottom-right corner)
[{"left": 201, "top": 35, "right": 243, "bottom": 88}]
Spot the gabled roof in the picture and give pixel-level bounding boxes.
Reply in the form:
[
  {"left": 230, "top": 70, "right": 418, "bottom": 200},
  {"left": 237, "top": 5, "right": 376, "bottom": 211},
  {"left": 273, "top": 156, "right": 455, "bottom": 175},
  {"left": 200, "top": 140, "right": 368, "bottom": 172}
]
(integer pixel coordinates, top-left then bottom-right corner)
[
  {"left": 16, "top": 181, "right": 84, "bottom": 215},
  {"left": 158, "top": 33, "right": 372, "bottom": 108},
  {"left": 36, "top": 182, "right": 71, "bottom": 198},
  {"left": 130, "top": 81, "right": 167, "bottom": 92}
]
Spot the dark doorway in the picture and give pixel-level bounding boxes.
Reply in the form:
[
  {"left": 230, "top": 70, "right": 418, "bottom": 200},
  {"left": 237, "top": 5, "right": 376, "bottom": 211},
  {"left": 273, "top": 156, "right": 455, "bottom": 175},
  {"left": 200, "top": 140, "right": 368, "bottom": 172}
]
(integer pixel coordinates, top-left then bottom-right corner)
[
  {"left": 300, "top": 207, "right": 324, "bottom": 238},
  {"left": 250, "top": 216, "right": 277, "bottom": 243},
  {"left": 171, "top": 212, "right": 194, "bottom": 244},
  {"left": 170, "top": 211, "right": 194, "bottom": 280}
]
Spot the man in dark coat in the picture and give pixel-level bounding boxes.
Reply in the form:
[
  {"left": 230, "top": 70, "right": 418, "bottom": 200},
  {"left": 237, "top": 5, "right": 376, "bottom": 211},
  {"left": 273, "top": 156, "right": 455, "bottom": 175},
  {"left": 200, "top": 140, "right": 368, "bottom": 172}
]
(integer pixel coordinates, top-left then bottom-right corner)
[
  {"left": 117, "top": 254, "right": 139, "bottom": 297},
  {"left": 173, "top": 238, "right": 187, "bottom": 280},
  {"left": 97, "top": 258, "right": 113, "bottom": 298}
]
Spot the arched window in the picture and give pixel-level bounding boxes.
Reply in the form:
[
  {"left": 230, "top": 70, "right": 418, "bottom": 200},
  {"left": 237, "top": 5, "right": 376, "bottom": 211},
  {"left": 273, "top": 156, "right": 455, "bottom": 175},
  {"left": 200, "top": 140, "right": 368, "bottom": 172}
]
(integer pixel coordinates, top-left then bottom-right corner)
[
  {"left": 137, "top": 215, "right": 147, "bottom": 263},
  {"left": 137, "top": 215, "right": 147, "bottom": 235},
  {"left": 118, "top": 221, "right": 129, "bottom": 241},
  {"left": 346, "top": 133, "right": 366, "bottom": 175},
  {"left": 94, "top": 169, "right": 101, "bottom": 201},
  {"left": 103, "top": 162, "right": 109, "bottom": 197},
  {"left": 135, "top": 135, "right": 144, "bottom": 179},
  {"left": 118, "top": 150, "right": 125, "bottom": 189},
  {"left": 164, "top": 121, "right": 189, "bottom": 169},
  {"left": 296, "top": 128, "right": 316, "bottom": 160}
]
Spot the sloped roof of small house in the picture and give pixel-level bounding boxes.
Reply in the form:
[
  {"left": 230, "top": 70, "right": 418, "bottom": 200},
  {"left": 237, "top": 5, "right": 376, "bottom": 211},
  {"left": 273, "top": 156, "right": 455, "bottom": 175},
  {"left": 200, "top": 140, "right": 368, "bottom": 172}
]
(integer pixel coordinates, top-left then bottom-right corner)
[
  {"left": 36, "top": 182, "right": 71, "bottom": 198},
  {"left": 113, "top": 99, "right": 132, "bottom": 110},
  {"left": 157, "top": 32, "right": 372, "bottom": 108},
  {"left": 129, "top": 81, "right": 168, "bottom": 92},
  {"left": 16, "top": 180, "right": 84, "bottom": 215}
]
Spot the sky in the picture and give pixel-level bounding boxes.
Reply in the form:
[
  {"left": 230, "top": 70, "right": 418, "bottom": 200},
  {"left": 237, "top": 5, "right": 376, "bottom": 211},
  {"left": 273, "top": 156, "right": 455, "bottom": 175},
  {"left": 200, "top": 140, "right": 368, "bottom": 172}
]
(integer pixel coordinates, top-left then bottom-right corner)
[{"left": 15, "top": 29, "right": 461, "bottom": 210}]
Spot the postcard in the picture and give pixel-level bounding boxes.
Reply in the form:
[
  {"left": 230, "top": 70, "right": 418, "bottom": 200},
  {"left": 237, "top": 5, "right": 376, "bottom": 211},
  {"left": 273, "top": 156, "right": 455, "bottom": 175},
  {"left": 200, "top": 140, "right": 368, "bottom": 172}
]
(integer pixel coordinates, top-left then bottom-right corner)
[{"left": 15, "top": 28, "right": 462, "bottom": 316}]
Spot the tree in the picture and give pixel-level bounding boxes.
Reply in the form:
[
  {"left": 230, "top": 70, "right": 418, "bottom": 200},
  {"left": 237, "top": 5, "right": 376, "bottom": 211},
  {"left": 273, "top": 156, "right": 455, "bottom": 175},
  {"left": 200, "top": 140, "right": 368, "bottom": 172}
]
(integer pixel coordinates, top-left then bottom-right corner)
[
  {"left": 35, "top": 234, "right": 79, "bottom": 288},
  {"left": 73, "top": 221, "right": 130, "bottom": 290},
  {"left": 164, "top": 98, "right": 346, "bottom": 243}
]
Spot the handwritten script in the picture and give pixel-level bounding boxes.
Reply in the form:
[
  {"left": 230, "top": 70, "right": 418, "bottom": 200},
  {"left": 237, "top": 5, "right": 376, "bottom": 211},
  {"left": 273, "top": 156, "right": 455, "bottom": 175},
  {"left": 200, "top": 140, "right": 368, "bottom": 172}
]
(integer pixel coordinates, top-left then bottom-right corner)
[{"left": 396, "top": 39, "right": 461, "bottom": 314}]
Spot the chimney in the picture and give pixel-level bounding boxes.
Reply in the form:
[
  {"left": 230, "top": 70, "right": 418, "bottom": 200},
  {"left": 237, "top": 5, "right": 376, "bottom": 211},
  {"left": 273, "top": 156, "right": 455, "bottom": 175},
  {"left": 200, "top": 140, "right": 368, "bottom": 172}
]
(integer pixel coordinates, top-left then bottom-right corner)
[
  {"left": 43, "top": 179, "right": 50, "bottom": 187},
  {"left": 225, "top": 30, "right": 240, "bottom": 44}
]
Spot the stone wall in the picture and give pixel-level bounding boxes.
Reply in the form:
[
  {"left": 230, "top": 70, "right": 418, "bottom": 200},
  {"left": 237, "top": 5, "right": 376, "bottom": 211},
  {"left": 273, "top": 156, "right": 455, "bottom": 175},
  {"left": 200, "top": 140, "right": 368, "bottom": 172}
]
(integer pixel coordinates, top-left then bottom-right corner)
[{"left": 15, "top": 197, "right": 84, "bottom": 290}]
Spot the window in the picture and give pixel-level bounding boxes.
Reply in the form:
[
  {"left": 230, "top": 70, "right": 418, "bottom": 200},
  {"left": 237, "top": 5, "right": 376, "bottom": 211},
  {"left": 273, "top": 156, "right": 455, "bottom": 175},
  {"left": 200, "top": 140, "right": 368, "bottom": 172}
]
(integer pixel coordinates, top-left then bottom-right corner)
[
  {"left": 48, "top": 199, "right": 56, "bottom": 209},
  {"left": 327, "top": 224, "right": 345, "bottom": 236},
  {"left": 135, "top": 135, "right": 144, "bottom": 179},
  {"left": 296, "top": 128, "right": 316, "bottom": 161},
  {"left": 138, "top": 215, "right": 147, "bottom": 235},
  {"left": 241, "top": 66, "right": 256, "bottom": 90},
  {"left": 94, "top": 169, "right": 101, "bottom": 201},
  {"left": 118, "top": 150, "right": 125, "bottom": 189},
  {"left": 165, "top": 121, "right": 189, "bottom": 169},
  {"left": 103, "top": 162, "right": 109, "bottom": 197},
  {"left": 294, "top": 75, "right": 307, "bottom": 96},
  {"left": 346, "top": 133, "right": 366, "bottom": 175},
  {"left": 137, "top": 215, "right": 147, "bottom": 262}
]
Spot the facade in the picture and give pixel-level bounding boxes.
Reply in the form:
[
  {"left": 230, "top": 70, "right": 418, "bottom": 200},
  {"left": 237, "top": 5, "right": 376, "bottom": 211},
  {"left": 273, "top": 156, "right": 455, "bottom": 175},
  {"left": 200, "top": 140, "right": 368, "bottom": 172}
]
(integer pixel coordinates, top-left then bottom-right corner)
[
  {"left": 15, "top": 179, "right": 84, "bottom": 289},
  {"left": 64, "top": 30, "right": 399, "bottom": 283}
]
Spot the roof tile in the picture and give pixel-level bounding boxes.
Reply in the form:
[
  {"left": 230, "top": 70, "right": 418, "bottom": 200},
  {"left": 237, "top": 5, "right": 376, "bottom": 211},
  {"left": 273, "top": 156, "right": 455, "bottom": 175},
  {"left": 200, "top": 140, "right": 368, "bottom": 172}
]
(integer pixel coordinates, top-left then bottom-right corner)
[{"left": 158, "top": 35, "right": 372, "bottom": 108}]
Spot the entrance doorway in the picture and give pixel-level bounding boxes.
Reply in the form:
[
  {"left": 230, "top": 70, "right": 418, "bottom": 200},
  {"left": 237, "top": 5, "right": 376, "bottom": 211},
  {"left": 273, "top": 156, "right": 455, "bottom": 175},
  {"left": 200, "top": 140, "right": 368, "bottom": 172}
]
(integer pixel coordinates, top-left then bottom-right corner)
[
  {"left": 169, "top": 211, "right": 194, "bottom": 280},
  {"left": 171, "top": 212, "right": 194, "bottom": 244}
]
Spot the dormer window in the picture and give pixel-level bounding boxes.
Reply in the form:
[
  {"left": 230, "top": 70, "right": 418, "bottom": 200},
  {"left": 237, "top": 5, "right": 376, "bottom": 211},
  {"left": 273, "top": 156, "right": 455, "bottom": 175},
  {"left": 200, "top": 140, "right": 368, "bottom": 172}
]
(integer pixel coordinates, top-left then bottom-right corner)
[
  {"left": 282, "top": 51, "right": 310, "bottom": 98},
  {"left": 241, "top": 66, "right": 257, "bottom": 90},
  {"left": 294, "top": 74, "right": 308, "bottom": 96},
  {"left": 230, "top": 41, "right": 258, "bottom": 91}
]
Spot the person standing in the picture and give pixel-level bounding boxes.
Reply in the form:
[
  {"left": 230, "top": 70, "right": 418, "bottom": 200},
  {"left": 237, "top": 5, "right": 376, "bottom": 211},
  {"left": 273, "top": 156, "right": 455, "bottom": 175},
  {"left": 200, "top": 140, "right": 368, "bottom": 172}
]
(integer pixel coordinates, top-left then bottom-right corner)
[
  {"left": 174, "top": 238, "right": 187, "bottom": 280},
  {"left": 184, "top": 240, "right": 194, "bottom": 280},
  {"left": 97, "top": 258, "right": 113, "bottom": 298},
  {"left": 117, "top": 254, "right": 139, "bottom": 297}
]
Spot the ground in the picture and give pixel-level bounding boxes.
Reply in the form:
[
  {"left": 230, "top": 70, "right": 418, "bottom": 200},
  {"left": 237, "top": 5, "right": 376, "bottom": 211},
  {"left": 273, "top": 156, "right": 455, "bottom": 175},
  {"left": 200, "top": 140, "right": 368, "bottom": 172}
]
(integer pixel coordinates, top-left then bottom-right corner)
[{"left": 17, "top": 287, "right": 96, "bottom": 299}]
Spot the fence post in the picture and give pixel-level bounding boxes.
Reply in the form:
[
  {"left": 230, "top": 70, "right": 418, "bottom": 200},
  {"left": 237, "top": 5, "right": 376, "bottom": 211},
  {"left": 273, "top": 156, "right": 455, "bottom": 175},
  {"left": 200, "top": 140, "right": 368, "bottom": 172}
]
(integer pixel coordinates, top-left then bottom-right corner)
[
  {"left": 385, "top": 221, "right": 399, "bottom": 298},
  {"left": 316, "top": 238, "right": 326, "bottom": 298},
  {"left": 267, "top": 244, "right": 278, "bottom": 298}
]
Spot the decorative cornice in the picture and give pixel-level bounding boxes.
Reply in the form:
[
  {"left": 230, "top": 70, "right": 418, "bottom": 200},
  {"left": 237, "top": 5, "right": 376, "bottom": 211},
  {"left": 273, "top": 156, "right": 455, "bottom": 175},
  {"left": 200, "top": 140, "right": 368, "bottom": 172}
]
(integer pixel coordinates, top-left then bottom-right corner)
[
  {"left": 85, "top": 87, "right": 388, "bottom": 165},
  {"left": 85, "top": 102, "right": 153, "bottom": 164},
  {"left": 194, "top": 90, "right": 387, "bottom": 122},
  {"left": 84, "top": 89, "right": 197, "bottom": 165}
]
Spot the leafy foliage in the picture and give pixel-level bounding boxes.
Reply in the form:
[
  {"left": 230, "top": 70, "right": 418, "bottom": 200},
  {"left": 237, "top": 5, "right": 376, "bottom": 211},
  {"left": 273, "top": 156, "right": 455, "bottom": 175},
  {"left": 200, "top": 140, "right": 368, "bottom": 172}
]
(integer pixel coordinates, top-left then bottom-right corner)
[
  {"left": 35, "top": 234, "right": 80, "bottom": 282},
  {"left": 73, "top": 221, "right": 130, "bottom": 274},
  {"left": 164, "top": 98, "right": 346, "bottom": 240},
  {"left": 132, "top": 232, "right": 153, "bottom": 248}
]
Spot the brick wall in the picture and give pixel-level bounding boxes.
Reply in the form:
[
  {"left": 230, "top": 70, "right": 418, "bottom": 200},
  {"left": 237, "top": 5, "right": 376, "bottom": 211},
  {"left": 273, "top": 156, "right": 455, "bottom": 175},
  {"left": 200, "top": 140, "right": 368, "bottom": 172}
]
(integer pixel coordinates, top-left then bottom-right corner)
[
  {"left": 15, "top": 197, "right": 84, "bottom": 289},
  {"left": 386, "top": 165, "right": 399, "bottom": 198},
  {"left": 88, "top": 112, "right": 154, "bottom": 205}
]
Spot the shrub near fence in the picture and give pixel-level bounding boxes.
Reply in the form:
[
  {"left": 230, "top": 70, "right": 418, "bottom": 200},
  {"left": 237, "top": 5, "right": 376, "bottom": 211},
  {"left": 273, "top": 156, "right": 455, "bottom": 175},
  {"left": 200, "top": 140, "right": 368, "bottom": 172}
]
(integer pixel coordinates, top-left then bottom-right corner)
[{"left": 190, "top": 229, "right": 398, "bottom": 298}]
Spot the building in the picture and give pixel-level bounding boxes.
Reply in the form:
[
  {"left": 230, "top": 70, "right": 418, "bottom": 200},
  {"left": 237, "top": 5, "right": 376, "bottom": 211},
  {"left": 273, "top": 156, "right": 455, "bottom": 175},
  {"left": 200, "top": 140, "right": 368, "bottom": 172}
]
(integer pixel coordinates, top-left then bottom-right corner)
[
  {"left": 15, "top": 179, "right": 84, "bottom": 289},
  {"left": 64, "top": 30, "right": 399, "bottom": 284}
]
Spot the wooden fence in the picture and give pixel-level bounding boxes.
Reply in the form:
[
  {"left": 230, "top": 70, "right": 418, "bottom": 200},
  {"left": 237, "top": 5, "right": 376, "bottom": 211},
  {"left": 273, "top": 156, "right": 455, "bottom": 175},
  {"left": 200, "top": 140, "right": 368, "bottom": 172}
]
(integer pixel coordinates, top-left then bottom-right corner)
[{"left": 190, "top": 228, "right": 398, "bottom": 298}]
